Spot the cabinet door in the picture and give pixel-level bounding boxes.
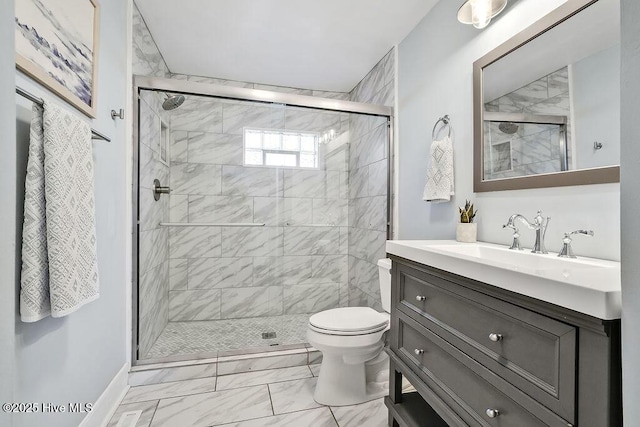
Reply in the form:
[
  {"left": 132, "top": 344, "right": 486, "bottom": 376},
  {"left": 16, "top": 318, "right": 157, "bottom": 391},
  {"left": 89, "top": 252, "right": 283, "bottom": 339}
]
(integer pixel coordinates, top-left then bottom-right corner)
[
  {"left": 397, "top": 315, "right": 571, "bottom": 427},
  {"left": 393, "top": 261, "right": 576, "bottom": 423}
]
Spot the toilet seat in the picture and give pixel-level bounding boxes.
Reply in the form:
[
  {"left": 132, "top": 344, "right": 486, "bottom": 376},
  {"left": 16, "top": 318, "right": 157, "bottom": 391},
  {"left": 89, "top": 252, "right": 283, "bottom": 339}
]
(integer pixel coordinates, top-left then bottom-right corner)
[{"left": 309, "top": 307, "right": 389, "bottom": 336}]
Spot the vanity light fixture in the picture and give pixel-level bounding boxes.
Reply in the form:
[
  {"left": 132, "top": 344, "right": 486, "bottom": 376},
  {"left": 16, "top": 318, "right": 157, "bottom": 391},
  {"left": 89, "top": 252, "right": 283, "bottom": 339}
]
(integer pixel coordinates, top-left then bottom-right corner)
[{"left": 457, "top": 0, "right": 508, "bottom": 29}]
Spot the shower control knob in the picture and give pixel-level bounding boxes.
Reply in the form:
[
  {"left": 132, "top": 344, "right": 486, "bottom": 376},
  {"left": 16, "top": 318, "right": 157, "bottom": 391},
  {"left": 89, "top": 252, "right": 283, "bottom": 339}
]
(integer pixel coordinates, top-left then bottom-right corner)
[
  {"left": 414, "top": 349, "right": 424, "bottom": 356},
  {"left": 489, "top": 333, "right": 503, "bottom": 342},
  {"left": 415, "top": 295, "right": 427, "bottom": 302},
  {"left": 485, "top": 408, "right": 500, "bottom": 418},
  {"left": 153, "top": 179, "right": 171, "bottom": 201}
]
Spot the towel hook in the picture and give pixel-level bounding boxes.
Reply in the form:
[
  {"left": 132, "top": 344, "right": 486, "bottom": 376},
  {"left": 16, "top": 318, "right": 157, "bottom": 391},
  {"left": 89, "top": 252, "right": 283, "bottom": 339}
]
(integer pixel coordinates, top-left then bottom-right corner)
[{"left": 432, "top": 115, "right": 451, "bottom": 140}]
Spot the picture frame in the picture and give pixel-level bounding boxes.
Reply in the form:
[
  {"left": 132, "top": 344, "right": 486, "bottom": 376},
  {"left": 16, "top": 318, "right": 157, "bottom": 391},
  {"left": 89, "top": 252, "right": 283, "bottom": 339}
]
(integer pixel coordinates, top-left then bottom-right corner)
[{"left": 15, "top": 0, "right": 100, "bottom": 118}]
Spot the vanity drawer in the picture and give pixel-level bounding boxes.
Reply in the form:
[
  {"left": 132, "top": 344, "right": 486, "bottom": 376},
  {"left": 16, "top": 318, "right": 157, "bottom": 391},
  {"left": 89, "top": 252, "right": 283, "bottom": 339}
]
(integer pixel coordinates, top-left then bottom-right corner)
[
  {"left": 396, "top": 263, "right": 576, "bottom": 422},
  {"left": 397, "top": 316, "right": 570, "bottom": 427}
]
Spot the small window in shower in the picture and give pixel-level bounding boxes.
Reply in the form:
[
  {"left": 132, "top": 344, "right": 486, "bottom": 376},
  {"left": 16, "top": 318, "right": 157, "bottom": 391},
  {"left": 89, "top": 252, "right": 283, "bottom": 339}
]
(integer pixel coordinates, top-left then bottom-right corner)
[{"left": 244, "top": 128, "right": 319, "bottom": 168}]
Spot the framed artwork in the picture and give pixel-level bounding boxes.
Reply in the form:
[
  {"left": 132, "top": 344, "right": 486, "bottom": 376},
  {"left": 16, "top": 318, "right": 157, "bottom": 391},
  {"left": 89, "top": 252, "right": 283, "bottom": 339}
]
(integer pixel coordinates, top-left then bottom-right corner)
[{"left": 15, "top": 0, "right": 100, "bottom": 118}]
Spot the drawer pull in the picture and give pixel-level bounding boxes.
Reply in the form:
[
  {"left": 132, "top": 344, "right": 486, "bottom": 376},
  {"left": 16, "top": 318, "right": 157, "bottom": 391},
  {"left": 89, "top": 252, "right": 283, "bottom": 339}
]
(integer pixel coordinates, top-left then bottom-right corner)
[
  {"left": 414, "top": 349, "right": 425, "bottom": 356},
  {"left": 415, "top": 295, "right": 427, "bottom": 302},
  {"left": 488, "top": 333, "right": 503, "bottom": 342},
  {"left": 485, "top": 408, "right": 500, "bottom": 418}
]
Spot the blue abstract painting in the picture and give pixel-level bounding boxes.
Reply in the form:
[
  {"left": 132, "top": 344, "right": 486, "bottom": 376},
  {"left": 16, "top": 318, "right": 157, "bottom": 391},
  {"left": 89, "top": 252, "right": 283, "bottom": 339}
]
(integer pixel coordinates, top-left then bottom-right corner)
[{"left": 16, "top": 0, "right": 98, "bottom": 117}]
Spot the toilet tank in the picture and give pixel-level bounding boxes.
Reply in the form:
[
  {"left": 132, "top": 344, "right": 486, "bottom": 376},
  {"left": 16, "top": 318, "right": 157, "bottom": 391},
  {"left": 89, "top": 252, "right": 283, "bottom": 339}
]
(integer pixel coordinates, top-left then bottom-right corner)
[{"left": 378, "top": 258, "right": 392, "bottom": 313}]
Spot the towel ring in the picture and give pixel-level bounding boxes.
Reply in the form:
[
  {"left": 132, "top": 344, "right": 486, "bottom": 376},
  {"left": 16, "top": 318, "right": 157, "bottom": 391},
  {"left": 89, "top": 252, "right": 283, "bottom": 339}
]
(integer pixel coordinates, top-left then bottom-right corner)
[{"left": 432, "top": 115, "right": 451, "bottom": 140}]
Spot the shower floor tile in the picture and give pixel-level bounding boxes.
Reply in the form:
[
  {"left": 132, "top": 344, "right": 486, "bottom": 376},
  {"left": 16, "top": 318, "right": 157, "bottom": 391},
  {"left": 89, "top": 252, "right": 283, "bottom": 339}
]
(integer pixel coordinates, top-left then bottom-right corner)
[{"left": 144, "top": 314, "right": 311, "bottom": 359}]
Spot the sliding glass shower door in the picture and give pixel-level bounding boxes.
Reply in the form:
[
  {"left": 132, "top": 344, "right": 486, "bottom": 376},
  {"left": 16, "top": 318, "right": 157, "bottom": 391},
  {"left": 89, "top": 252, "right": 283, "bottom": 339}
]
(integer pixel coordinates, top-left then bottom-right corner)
[{"left": 135, "top": 79, "right": 390, "bottom": 363}]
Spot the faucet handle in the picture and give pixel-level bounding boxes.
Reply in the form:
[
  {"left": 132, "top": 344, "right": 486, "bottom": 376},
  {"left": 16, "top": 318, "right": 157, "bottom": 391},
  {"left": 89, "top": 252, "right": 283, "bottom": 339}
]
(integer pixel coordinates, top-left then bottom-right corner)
[
  {"left": 558, "top": 230, "right": 594, "bottom": 258},
  {"left": 502, "top": 223, "right": 522, "bottom": 250},
  {"left": 567, "top": 229, "right": 594, "bottom": 237},
  {"left": 534, "top": 210, "right": 550, "bottom": 226}
]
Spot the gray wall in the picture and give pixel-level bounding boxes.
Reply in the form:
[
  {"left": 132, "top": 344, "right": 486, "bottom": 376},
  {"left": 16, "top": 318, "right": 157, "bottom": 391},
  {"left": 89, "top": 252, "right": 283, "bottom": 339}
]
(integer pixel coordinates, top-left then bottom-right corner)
[
  {"left": 12, "top": 0, "right": 129, "bottom": 425},
  {"left": 397, "top": 0, "right": 620, "bottom": 260},
  {"left": 572, "top": 44, "right": 620, "bottom": 169},
  {"left": 620, "top": 0, "right": 640, "bottom": 424},
  {"left": 0, "top": 0, "right": 17, "bottom": 425}
]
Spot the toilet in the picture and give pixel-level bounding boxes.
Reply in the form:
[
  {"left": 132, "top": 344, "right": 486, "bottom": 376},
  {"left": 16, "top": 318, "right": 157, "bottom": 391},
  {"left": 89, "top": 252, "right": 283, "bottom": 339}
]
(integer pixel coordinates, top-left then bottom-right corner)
[{"left": 307, "top": 258, "right": 392, "bottom": 406}]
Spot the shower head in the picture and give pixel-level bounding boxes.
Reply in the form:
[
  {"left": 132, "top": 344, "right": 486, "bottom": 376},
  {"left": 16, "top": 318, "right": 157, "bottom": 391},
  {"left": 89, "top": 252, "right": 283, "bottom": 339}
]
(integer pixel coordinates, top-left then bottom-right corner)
[
  {"left": 498, "top": 122, "right": 519, "bottom": 135},
  {"left": 162, "top": 94, "right": 185, "bottom": 111}
]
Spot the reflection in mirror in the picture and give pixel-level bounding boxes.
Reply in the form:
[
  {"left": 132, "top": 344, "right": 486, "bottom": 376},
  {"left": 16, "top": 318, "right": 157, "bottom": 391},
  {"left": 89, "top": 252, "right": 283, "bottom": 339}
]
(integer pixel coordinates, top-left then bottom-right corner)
[{"left": 477, "top": 0, "right": 620, "bottom": 188}]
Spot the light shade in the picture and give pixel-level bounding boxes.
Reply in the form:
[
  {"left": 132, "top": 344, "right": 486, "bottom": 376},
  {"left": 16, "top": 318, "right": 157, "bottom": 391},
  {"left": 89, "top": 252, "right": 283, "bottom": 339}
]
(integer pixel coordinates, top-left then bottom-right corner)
[{"left": 457, "top": 0, "right": 508, "bottom": 29}]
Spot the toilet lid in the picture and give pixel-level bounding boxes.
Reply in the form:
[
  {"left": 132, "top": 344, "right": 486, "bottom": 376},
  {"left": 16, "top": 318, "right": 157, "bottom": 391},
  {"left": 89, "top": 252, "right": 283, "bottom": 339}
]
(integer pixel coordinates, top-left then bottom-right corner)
[{"left": 309, "top": 307, "right": 389, "bottom": 333}]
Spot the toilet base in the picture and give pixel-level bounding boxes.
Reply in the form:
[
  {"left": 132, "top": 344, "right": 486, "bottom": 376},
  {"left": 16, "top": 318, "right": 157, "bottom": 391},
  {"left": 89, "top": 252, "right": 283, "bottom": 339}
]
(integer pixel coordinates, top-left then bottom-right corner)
[{"left": 313, "top": 349, "right": 389, "bottom": 406}]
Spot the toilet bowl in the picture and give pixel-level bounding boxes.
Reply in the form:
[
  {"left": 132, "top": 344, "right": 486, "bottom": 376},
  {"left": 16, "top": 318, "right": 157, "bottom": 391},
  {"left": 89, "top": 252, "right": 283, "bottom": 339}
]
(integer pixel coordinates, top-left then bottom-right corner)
[{"left": 307, "top": 258, "right": 392, "bottom": 406}]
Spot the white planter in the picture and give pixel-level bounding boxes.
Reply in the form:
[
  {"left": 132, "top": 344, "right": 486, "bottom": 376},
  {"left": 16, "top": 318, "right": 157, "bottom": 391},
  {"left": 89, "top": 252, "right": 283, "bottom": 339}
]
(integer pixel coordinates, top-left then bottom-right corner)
[{"left": 456, "top": 223, "right": 477, "bottom": 243}]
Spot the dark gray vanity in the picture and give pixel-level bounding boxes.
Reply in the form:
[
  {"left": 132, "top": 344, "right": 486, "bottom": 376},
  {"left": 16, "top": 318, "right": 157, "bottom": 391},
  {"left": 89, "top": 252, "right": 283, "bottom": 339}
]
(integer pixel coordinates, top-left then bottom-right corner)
[{"left": 384, "top": 256, "right": 622, "bottom": 427}]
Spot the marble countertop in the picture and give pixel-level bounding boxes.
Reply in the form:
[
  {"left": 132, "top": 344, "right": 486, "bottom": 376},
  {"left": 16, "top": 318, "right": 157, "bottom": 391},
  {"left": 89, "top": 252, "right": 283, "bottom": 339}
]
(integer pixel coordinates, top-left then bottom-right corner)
[{"left": 386, "top": 240, "right": 621, "bottom": 320}]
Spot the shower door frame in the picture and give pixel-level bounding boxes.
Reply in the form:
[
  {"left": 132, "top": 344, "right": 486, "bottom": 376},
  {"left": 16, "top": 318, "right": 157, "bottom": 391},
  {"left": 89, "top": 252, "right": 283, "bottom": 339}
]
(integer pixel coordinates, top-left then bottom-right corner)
[{"left": 132, "top": 75, "right": 395, "bottom": 366}]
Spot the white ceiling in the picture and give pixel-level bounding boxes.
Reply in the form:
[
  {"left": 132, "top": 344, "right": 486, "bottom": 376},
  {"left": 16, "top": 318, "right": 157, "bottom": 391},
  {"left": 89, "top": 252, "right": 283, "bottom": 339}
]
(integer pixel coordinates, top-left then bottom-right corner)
[{"left": 135, "top": 0, "right": 439, "bottom": 92}]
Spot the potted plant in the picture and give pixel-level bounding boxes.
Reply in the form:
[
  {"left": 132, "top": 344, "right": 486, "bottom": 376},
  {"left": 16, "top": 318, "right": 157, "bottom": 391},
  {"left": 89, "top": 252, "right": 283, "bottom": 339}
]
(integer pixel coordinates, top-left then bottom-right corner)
[{"left": 457, "top": 200, "right": 478, "bottom": 243}]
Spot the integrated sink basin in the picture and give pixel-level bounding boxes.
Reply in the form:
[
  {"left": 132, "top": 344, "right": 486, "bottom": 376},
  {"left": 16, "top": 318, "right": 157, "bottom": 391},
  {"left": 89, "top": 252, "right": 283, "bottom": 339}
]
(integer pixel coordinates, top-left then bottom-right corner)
[
  {"left": 426, "top": 243, "right": 606, "bottom": 272},
  {"left": 386, "top": 240, "right": 621, "bottom": 319}
]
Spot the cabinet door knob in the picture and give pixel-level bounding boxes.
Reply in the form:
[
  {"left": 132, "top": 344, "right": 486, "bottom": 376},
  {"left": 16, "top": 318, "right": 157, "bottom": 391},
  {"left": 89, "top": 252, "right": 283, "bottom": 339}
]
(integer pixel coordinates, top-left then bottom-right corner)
[
  {"left": 415, "top": 295, "right": 427, "bottom": 302},
  {"left": 485, "top": 408, "right": 500, "bottom": 418},
  {"left": 489, "top": 333, "right": 503, "bottom": 342},
  {"left": 414, "top": 349, "right": 424, "bottom": 356}
]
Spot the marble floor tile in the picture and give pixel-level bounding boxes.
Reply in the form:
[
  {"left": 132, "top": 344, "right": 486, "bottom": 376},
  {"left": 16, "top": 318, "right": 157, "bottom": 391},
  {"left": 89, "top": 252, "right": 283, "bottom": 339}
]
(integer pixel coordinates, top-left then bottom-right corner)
[
  {"left": 308, "top": 350, "right": 323, "bottom": 365},
  {"left": 217, "top": 407, "right": 337, "bottom": 427},
  {"left": 144, "top": 315, "right": 310, "bottom": 359},
  {"left": 330, "top": 397, "right": 388, "bottom": 427},
  {"left": 128, "top": 363, "right": 217, "bottom": 387},
  {"left": 217, "top": 349, "right": 309, "bottom": 375},
  {"left": 122, "top": 377, "right": 217, "bottom": 404},
  {"left": 107, "top": 400, "right": 158, "bottom": 427},
  {"left": 269, "top": 377, "right": 322, "bottom": 414},
  {"left": 216, "top": 365, "right": 312, "bottom": 390},
  {"left": 309, "top": 364, "right": 321, "bottom": 377},
  {"left": 150, "top": 385, "right": 272, "bottom": 427}
]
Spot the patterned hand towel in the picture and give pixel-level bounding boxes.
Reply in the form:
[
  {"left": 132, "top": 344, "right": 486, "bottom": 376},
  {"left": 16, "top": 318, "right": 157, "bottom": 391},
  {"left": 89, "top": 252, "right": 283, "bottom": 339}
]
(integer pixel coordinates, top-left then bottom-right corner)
[
  {"left": 20, "top": 101, "right": 99, "bottom": 322},
  {"left": 423, "top": 135, "right": 455, "bottom": 203}
]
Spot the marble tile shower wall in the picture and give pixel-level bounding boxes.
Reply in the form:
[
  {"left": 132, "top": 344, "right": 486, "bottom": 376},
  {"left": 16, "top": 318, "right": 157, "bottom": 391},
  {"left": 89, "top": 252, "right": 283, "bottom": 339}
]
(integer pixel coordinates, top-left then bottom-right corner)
[
  {"left": 132, "top": 4, "right": 170, "bottom": 78},
  {"left": 169, "top": 73, "right": 350, "bottom": 100},
  {"left": 347, "top": 48, "right": 395, "bottom": 310},
  {"left": 166, "top": 96, "right": 351, "bottom": 321},
  {"left": 484, "top": 68, "right": 570, "bottom": 179},
  {"left": 138, "top": 91, "right": 173, "bottom": 357},
  {"left": 133, "top": 5, "right": 172, "bottom": 357}
]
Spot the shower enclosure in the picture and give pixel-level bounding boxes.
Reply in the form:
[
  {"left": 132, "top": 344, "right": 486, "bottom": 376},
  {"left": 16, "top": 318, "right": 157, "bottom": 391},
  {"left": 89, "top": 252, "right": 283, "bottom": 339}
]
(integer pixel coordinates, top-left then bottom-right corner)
[{"left": 133, "top": 76, "right": 392, "bottom": 364}]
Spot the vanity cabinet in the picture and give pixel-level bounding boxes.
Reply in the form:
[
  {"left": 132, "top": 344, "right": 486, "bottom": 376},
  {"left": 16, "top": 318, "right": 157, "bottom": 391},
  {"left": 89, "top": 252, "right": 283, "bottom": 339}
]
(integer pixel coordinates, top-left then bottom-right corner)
[{"left": 385, "top": 256, "right": 622, "bottom": 427}]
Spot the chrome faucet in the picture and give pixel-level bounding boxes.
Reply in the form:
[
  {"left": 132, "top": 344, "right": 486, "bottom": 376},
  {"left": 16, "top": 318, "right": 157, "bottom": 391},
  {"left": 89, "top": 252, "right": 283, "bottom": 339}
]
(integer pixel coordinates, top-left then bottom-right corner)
[
  {"left": 502, "top": 211, "right": 551, "bottom": 254},
  {"left": 502, "top": 222, "right": 522, "bottom": 250},
  {"left": 558, "top": 230, "right": 594, "bottom": 258}
]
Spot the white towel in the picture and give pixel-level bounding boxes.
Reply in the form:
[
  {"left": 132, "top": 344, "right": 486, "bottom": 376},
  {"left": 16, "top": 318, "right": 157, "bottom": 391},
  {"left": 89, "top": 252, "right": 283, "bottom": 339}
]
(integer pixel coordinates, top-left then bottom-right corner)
[
  {"left": 423, "top": 135, "right": 454, "bottom": 203},
  {"left": 20, "top": 101, "right": 99, "bottom": 322}
]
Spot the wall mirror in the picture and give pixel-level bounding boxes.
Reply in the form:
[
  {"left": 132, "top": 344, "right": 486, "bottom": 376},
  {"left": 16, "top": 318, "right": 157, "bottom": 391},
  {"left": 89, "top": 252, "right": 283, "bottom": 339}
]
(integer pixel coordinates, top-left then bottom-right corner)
[{"left": 473, "top": 0, "right": 620, "bottom": 192}]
